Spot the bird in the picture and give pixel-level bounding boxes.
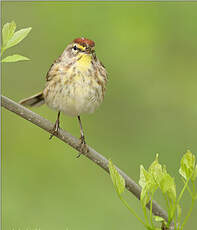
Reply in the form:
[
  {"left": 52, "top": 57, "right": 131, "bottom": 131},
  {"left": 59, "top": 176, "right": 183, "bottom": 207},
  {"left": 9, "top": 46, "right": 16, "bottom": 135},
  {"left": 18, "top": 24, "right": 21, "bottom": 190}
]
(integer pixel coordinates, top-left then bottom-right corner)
[{"left": 19, "top": 37, "right": 107, "bottom": 157}]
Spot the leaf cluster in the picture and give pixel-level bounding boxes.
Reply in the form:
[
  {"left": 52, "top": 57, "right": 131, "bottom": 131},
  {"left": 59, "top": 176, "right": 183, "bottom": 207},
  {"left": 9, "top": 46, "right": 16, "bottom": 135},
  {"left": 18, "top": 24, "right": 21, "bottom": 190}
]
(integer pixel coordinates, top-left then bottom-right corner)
[
  {"left": 1, "top": 21, "right": 31, "bottom": 62},
  {"left": 109, "top": 151, "right": 197, "bottom": 230}
]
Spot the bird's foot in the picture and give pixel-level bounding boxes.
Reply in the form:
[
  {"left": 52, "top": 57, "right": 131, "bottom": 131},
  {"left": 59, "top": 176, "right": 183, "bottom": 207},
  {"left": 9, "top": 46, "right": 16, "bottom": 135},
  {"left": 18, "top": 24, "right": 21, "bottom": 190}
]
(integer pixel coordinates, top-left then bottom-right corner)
[
  {"left": 76, "top": 136, "right": 88, "bottom": 158},
  {"left": 49, "top": 120, "right": 60, "bottom": 140}
]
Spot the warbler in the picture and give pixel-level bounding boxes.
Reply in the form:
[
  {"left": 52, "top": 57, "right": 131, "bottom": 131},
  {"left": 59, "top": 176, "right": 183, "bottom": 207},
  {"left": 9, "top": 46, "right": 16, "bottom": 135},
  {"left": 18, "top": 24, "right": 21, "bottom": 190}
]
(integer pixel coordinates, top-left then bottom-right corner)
[{"left": 20, "top": 37, "right": 107, "bottom": 156}]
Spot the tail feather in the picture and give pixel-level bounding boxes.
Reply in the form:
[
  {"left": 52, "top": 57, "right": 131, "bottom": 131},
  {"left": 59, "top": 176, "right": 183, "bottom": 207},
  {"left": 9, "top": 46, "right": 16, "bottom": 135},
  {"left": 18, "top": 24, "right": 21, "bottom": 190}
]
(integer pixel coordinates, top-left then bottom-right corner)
[{"left": 19, "top": 92, "right": 45, "bottom": 107}]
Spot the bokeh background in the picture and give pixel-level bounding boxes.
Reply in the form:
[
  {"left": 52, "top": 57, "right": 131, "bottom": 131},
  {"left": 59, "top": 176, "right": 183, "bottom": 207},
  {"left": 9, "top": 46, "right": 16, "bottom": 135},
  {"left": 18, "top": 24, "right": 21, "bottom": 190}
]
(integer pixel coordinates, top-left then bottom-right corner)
[{"left": 2, "top": 2, "right": 197, "bottom": 230}]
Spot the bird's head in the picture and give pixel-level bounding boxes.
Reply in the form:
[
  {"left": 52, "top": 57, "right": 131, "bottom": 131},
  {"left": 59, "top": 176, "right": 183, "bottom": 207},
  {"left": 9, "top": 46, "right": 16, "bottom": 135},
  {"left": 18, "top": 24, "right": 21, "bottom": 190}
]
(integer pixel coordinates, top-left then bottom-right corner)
[
  {"left": 72, "top": 37, "right": 95, "bottom": 55},
  {"left": 61, "top": 37, "right": 96, "bottom": 63}
]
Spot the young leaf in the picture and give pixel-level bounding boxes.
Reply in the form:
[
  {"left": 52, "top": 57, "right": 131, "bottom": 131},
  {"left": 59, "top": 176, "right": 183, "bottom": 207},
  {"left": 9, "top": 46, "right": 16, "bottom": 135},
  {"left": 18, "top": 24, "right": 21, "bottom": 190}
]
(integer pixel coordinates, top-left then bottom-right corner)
[
  {"left": 154, "top": 216, "right": 164, "bottom": 222},
  {"left": 139, "top": 165, "right": 156, "bottom": 207},
  {"left": 160, "top": 170, "right": 176, "bottom": 202},
  {"left": 108, "top": 160, "right": 125, "bottom": 196},
  {"left": 140, "top": 185, "right": 151, "bottom": 207},
  {"left": 2, "top": 21, "right": 16, "bottom": 47},
  {"left": 191, "top": 164, "right": 197, "bottom": 182},
  {"left": 5, "top": 27, "right": 32, "bottom": 49},
  {"left": 149, "top": 154, "right": 163, "bottom": 185},
  {"left": 179, "top": 150, "right": 196, "bottom": 180},
  {"left": 1, "top": 54, "right": 30, "bottom": 63},
  {"left": 139, "top": 165, "right": 150, "bottom": 206},
  {"left": 139, "top": 164, "right": 158, "bottom": 192},
  {"left": 139, "top": 165, "right": 147, "bottom": 189}
]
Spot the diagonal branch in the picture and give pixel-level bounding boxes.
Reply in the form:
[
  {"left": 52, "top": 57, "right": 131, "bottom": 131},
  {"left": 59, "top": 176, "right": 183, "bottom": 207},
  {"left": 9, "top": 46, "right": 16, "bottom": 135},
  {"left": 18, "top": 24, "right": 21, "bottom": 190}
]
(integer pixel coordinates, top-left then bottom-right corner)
[{"left": 1, "top": 95, "right": 169, "bottom": 223}]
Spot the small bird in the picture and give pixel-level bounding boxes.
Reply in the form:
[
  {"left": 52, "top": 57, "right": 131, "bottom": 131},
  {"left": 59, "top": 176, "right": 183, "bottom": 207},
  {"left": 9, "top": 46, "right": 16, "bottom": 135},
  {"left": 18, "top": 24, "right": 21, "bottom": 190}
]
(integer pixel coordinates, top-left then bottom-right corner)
[{"left": 20, "top": 37, "right": 107, "bottom": 157}]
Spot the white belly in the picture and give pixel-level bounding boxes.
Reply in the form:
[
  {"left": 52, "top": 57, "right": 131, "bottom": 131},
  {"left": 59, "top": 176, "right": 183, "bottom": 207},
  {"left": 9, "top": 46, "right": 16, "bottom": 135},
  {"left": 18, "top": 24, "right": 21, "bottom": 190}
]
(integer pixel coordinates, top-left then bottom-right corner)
[{"left": 43, "top": 74, "right": 104, "bottom": 117}]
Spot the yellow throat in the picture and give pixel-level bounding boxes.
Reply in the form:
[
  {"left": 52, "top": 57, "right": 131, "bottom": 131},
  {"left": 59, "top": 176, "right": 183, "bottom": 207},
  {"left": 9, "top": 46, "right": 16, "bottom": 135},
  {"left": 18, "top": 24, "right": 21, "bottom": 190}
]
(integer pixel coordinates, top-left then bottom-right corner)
[{"left": 77, "top": 53, "right": 92, "bottom": 69}]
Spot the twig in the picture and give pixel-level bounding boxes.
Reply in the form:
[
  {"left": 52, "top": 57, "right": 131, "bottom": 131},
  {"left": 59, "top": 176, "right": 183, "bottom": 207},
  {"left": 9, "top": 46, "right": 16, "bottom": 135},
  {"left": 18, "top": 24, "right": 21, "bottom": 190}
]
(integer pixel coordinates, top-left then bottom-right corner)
[{"left": 1, "top": 95, "right": 170, "bottom": 223}]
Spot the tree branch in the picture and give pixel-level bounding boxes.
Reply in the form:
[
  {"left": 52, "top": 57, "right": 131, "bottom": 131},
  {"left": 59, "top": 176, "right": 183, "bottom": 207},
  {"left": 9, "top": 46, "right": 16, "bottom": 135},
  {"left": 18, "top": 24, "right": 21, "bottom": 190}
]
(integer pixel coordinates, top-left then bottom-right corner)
[{"left": 1, "top": 95, "right": 169, "bottom": 223}]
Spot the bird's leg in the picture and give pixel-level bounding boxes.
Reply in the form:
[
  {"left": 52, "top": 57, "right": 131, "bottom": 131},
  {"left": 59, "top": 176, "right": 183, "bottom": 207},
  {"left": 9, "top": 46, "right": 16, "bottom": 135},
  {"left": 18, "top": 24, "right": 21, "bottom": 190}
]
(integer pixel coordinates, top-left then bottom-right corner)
[
  {"left": 49, "top": 111, "right": 61, "bottom": 140},
  {"left": 76, "top": 115, "right": 88, "bottom": 157}
]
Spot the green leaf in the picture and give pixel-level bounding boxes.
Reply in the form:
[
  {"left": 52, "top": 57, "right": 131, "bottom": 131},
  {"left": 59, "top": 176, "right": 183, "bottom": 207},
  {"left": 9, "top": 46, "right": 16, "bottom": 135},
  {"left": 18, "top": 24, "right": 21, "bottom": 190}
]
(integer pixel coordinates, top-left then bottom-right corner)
[
  {"left": 179, "top": 150, "right": 196, "bottom": 180},
  {"left": 140, "top": 154, "right": 176, "bottom": 207},
  {"left": 139, "top": 165, "right": 157, "bottom": 190},
  {"left": 160, "top": 169, "right": 176, "bottom": 202},
  {"left": 5, "top": 27, "right": 32, "bottom": 49},
  {"left": 139, "top": 165, "right": 156, "bottom": 207},
  {"left": 139, "top": 165, "right": 147, "bottom": 189},
  {"left": 140, "top": 185, "right": 151, "bottom": 207},
  {"left": 1, "top": 54, "right": 30, "bottom": 63},
  {"left": 191, "top": 164, "right": 197, "bottom": 182},
  {"left": 2, "top": 21, "right": 16, "bottom": 47},
  {"left": 139, "top": 165, "right": 150, "bottom": 206},
  {"left": 149, "top": 154, "right": 163, "bottom": 185},
  {"left": 108, "top": 160, "right": 125, "bottom": 196},
  {"left": 154, "top": 216, "right": 164, "bottom": 222}
]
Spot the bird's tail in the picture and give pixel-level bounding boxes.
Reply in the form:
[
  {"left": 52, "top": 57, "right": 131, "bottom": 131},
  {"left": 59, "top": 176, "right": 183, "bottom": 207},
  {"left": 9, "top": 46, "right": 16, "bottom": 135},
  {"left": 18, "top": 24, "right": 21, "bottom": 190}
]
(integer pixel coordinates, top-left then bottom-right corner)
[{"left": 19, "top": 92, "right": 45, "bottom": 107}]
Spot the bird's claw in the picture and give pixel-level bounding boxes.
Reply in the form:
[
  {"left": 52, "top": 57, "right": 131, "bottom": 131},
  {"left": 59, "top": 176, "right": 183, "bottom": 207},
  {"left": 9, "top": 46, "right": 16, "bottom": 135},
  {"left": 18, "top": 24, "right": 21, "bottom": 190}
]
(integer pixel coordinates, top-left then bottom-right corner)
[
  {"left": 49, "top": 122, "right": 59, "bottom": 140},
  {"left": 76, "top": 136, "right": 88, "bottom": 158}
]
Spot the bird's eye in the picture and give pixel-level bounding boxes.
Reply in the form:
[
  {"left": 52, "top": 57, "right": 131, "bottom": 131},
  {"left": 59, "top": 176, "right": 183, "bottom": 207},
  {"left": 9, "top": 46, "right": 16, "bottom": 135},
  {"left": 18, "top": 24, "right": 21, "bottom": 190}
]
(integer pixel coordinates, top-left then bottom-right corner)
[{"left": 73, "top": 45, "right": 78, "bottom": 51}]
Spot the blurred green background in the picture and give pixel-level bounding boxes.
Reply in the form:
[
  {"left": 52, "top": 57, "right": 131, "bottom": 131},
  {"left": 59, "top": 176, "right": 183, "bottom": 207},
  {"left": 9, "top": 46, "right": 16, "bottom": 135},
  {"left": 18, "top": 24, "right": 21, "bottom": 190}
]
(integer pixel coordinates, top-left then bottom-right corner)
[{"left": 2, "top": 2, "right": 197, "bottom": 230}]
